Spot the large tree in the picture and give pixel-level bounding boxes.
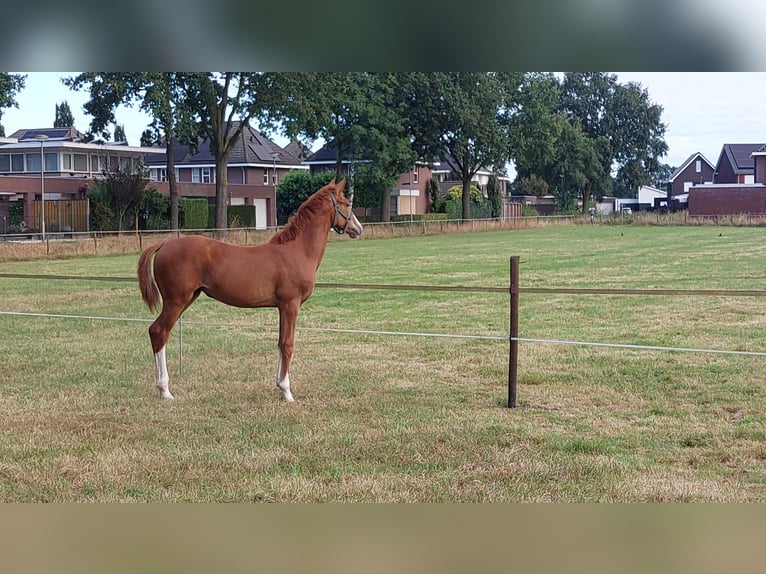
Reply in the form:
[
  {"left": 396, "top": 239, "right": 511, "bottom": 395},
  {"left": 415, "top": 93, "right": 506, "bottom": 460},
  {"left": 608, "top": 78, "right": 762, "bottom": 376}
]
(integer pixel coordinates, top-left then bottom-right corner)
[
  {"left": 402, "top": 72, "right": 521, "bottom": 220},
  {"left": 0, "top": 73, "right": 26, "bottom": 137},
  {"left": 261, "top": 72, "right": 417, "bottom": 221},
  {"left": 176, "top": 72, "right": 274, "bottom": 231},
  {"left": 560, "top": 72, "right": 668, "bottom": 200}
]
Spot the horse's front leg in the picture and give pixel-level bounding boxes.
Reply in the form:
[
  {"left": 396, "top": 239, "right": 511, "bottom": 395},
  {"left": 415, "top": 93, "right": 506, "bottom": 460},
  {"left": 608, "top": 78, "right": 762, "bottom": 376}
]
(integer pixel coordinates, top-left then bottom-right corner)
[{"left": 276, "top": 301, "right": 299, "bottom": 402}]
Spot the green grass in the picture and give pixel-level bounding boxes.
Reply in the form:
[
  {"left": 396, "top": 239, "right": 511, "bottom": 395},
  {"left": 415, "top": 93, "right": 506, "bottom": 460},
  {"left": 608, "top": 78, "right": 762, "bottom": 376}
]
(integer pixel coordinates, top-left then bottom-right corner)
[{"left": 2, "top": 225, "right": 766, "bottom": 501}]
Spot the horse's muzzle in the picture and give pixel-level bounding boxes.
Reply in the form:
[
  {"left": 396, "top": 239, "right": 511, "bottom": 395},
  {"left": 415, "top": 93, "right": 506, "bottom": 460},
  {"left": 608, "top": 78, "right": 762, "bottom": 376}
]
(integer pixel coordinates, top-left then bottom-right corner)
[{"left": 346, "top": 216, "right": 363, "bottom": 239}]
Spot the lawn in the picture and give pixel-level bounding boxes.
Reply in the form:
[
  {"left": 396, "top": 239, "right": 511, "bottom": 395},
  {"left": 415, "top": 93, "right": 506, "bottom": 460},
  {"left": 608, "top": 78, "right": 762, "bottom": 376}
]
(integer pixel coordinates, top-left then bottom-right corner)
[{"left": 1, "top": 224, "right": 766, "bottom": 501}]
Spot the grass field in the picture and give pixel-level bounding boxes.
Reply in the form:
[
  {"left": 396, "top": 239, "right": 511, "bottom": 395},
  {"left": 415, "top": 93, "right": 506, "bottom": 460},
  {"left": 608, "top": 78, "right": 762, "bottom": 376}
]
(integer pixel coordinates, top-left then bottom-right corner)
[{"left": 2, "top": 224, "right": 766, "bottom": 501}]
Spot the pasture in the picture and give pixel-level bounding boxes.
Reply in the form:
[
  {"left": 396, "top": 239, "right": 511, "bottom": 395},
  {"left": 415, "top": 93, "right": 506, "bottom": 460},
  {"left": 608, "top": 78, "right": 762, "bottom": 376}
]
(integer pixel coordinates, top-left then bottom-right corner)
[{"left": 2, "top": 224, "right": 766, "bottom": 501}]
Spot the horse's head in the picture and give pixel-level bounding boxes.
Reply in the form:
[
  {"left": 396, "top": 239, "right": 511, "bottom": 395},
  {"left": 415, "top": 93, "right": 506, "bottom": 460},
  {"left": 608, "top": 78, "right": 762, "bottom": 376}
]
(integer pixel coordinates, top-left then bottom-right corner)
[{"left": 328, "top": 178, "right": 363, "bottom": 239}]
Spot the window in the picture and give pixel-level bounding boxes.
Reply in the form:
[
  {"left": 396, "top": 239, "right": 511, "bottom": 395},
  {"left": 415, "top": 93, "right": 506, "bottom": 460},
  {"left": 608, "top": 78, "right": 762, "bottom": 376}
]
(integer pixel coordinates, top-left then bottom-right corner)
[
  {"left": 263, "top": 169, "right": 269, "bottom": 184},
  {"left": 202, "top": 167, "right": 212, "bottom": 183},
  {"left": 91, "top": 154, "right": 106, "bottom": 173},
  {"left": 0, "top": 155, "right": 8, "bottom": 171},
  {"left": 192, "top": 167, "right": 200, "bottom": 183},
  {"left": 45, "top": 152, "right": 57, "bottom": 172},
  {"left": 412, "top": 167, "right": 418, "bottom": 184},
  {"left": 26, "top": 153, "right": 41, "bottom": 172},
  {"left": 119, "top": 156, "right": 131, "bottom": 170},
  {"left": 63, "top": 153, "right": 71, "bottom": 170},
  {"left": 150, "top": 168, "right": 167, "bottom": 182},
  {"left": 695, "top": 159, "right": 701, "bottom": 173},
  {"left": 73, "top": 154, "right": 88, "bottom": 172},
  {"left": 11, "top": 154, "right": 23, "bottom": 172},
  {"left": 272, "top": 169, "right": 278, "bottom": 185}
]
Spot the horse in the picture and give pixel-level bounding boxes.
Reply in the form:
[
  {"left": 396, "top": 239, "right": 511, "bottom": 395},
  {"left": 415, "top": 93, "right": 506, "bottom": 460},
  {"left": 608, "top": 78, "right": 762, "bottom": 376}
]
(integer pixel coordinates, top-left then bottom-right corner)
[{"left": 136, "top": 178, "right": 362, "bottom": 402}]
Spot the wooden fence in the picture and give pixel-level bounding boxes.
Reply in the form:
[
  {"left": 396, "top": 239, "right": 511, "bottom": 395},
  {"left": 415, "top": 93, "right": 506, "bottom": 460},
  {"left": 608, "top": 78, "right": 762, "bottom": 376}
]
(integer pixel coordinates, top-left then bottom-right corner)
[{"left": 34, "top": 199, "right": 88, "bottom": 233}]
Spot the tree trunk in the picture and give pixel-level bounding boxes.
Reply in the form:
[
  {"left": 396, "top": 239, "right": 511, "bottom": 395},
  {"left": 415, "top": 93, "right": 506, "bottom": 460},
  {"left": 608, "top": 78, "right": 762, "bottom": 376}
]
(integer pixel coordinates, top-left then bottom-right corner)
[
  {"left": 214, "top": 155, "right": 229, "bottom": 233},
  {"left": 166, "top": 134, "right": 179, "bottom": 230},
  {"left": 380, "top": 187, "right": 391, "bottom": 222},
  {"left": 582, "top": 182, "right": 592, "bottom": 213},
  {"left": 462, "top": 175, "right": 471, "bottom": 220}
]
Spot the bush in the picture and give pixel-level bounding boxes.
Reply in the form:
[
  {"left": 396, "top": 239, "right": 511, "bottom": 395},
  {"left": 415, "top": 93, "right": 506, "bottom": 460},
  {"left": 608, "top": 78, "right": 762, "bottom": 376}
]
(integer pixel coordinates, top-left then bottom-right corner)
[
  {"left": 228, "top": 205, "right": 256, "bottom": 228},
  {"left": 179, "top": 198, "right": 209, "bottom": 230},
  {"left": 444, "top": 184, "right": 491, "bottom": 219},
  {"left": 8, "top": 203, "right": 23, "bottom": 225}
]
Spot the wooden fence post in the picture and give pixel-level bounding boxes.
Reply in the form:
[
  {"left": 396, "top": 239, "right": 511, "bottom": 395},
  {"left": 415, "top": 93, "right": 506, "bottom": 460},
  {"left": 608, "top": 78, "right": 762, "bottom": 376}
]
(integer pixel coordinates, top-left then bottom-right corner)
[{"left": 509, "top": 256, "right": 519, "bottom": 408}]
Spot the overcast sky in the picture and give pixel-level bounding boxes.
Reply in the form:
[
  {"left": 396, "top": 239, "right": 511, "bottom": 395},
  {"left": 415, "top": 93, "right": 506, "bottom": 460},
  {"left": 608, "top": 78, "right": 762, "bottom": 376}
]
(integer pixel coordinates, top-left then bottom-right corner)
[{"left": 4, "top": 72, "right": 766, "bottom": 169}]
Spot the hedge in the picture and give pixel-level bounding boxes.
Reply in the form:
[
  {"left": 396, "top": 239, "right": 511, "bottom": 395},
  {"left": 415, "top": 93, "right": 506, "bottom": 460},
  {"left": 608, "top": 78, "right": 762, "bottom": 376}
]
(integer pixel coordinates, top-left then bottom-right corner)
[
  {"left": 179, "top": 198, "right": 209, "bottom": 230},
  {"left": 206, "top": 204, "right": 258, "bottom": 229}
]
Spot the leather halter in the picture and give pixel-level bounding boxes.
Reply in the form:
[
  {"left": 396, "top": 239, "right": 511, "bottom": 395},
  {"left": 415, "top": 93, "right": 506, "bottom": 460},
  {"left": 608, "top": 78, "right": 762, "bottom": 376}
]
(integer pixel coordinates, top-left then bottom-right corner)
[{"left": 329, "top": 192, "right": 353, "bottom": 234}]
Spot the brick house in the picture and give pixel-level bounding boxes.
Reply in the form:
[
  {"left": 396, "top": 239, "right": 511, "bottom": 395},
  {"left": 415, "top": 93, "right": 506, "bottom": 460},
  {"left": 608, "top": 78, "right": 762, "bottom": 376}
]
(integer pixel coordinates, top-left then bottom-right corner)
[
  {"left": 713, "top": 143, "right": 765, "bottom": 184},
  {"left": 664, "top": 152, "right": 715, "bottom": 210},
  {"left": 303, "top": 143, "right": 510, "bottom": 218},
  {"left": 144, "top": 123, "right": 308, "bottom": 229},
  {"left": 688, "top": 143, "right": 766, "bottom": 216},
  {"left": 0, "top": 127, "right": 160, "bottom": 232}
]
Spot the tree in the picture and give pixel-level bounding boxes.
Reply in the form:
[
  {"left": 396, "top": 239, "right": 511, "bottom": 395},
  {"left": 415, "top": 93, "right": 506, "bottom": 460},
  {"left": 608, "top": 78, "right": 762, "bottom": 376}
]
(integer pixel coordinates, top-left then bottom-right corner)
[
  {"left": 63, "top": 73, "right": 195, "bottom": 230},
  {"left": 276, "top": 169, "right": 335, "bottom": 224},
  {"left": 0, "top": 73, "right": 26, "bottom": 136},
  {"left": 402, "top": 72, "right": 521, "bottom": 220},
  {"left": 508, "top": 73, "right": 564, "bottom": 184},
  {"left": 89, "top": 161, "right": 152, "bottom": 231},
  {"left": 262, "top": 73, "right": 418, "bottom": 222},
  {"left": 560, "top": 72, "right": 668, "bottom": 201},
  {"left": 553, "top": 117, "right": 609, "bottom": 211},
  {"left": 427, "top": 177, "right": 443, "bottom": 213},
  {"left": 486, "top": 174, "right": 502, "bottom": 218},
  {"left": 113, "top": 123, "right": 126, "bottom": 143},
  {"left": 517, "top": 175, "right": 549, "bottom": 197},
  {"left": 176, "top": 72, "right": 276, "bottom": 231},
  {"left": 54, "top": 101, "right": 75, "bottom": 128}
]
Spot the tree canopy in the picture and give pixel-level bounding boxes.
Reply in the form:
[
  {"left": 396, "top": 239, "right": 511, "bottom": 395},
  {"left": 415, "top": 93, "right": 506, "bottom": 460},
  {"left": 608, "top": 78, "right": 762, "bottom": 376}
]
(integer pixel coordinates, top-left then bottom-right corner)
[
  {"left": 54, "top": 101, "right": 75, "bottom": 128},
  {"left": 0, "top": 73, "right": 26, "bottom": 137}
]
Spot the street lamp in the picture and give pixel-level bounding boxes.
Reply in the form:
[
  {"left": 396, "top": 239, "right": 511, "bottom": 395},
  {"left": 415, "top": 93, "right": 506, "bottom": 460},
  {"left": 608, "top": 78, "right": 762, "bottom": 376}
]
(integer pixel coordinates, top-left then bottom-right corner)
[
  {"left": 35, "top": 134, "right": 49, "bottom": 241},
  {"left": 271, "top": 152, "right": 279, "bottom": 229}
]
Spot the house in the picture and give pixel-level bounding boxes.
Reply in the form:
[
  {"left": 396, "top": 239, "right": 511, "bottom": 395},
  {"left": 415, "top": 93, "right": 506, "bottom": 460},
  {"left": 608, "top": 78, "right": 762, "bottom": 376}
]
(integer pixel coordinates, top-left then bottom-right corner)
[
  {"left": 665, "top": 152, "right": 715, "bottom": 208},
  {"left": 688, "top": 143, "right": 766, "bottom": 216},
  {"left": 302, "top": 142, "right": 432, "bottom": 217},
  {"left": 144, "top": 123, "right": 308, "bottom": 229},
  {"left": 0, "top": 127, "right": 162, "bottom": 232},
  {"left": 713, "top": 143, "right": 765, "bottom": 184},
  {"left": 303, "top": 142, "right": 511, "bottom": 218}
]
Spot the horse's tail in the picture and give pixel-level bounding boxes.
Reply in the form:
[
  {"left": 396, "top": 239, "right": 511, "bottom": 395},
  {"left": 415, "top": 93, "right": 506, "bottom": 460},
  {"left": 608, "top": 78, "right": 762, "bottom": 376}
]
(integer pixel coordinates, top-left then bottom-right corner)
[{"left": 137, "top": 242, "right": 164, "bottom": 313}]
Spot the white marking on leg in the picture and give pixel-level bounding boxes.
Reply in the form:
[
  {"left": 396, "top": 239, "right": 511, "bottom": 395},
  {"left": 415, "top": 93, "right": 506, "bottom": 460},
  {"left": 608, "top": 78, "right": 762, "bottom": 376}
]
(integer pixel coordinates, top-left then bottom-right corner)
[
  {"left": 275, "top": 351, "right": 294, "bottom": 402},
  {"left": 155, "top": 346, "right": 174, "bottom": 400}
]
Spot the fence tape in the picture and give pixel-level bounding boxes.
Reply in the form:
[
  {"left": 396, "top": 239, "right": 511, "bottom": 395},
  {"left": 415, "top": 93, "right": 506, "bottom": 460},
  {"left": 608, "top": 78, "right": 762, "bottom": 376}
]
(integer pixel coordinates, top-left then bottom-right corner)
[
  {"left": 3, "top": 310, "right": 766, "bottom": 357},
  {"left": 512, "top": 336, "right": 766, "bottom": 357}
]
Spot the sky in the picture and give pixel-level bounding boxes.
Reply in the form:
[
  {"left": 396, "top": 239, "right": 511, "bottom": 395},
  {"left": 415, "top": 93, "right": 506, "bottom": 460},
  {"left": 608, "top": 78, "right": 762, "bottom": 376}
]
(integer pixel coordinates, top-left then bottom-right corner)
[{"left": 4, "top": 72, "right": 766, "bottom": 170}]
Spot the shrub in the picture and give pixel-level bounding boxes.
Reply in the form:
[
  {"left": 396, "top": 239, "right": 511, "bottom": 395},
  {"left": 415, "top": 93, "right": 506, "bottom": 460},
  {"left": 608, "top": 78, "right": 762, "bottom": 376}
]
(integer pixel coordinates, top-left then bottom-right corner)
[
  {"left": 444, "top": 184, "right": 491, "bottom": 220},
  {"left": 179, "top": 198, "right": 210, "bottom": 230}
]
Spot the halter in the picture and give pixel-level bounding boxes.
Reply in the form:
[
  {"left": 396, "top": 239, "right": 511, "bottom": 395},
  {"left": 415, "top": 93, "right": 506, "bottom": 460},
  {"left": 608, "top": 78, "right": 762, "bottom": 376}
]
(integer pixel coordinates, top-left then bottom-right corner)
[{"left": 329, "top": 191, "right": 353, "bottom": 234}]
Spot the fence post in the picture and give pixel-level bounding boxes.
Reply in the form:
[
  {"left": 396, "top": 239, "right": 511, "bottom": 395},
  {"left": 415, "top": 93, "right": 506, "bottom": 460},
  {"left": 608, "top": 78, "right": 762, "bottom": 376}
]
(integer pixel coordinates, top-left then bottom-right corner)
[{"left": 509, "top": 256, "right": 519, "bottom": 408}]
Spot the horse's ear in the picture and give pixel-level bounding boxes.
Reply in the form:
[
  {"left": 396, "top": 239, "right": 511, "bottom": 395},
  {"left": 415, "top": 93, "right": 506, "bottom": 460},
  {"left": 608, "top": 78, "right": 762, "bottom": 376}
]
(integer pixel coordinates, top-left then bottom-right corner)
[
  {"left": 336, "top": 177, "right": 346, "bottom": 193},
  {"left": 329, "top": 178, "right": 336, "bottom": 186}
]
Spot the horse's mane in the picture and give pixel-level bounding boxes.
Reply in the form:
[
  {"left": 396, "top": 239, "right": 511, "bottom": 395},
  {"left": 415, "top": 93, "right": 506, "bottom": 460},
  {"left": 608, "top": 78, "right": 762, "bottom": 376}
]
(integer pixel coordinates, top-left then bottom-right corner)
[{"left": 269, "top": 185, "right": 333, "bottom": 245}]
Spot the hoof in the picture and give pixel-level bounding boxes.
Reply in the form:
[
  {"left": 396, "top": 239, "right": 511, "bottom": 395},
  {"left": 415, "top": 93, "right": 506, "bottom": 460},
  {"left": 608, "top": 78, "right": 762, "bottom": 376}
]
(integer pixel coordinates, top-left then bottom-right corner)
[
  {"left": 280, "top": 389, "right": 295, "bottom": 402},
  {"left": 158, "top": 389, "right": 175, "bottom": 400}
]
